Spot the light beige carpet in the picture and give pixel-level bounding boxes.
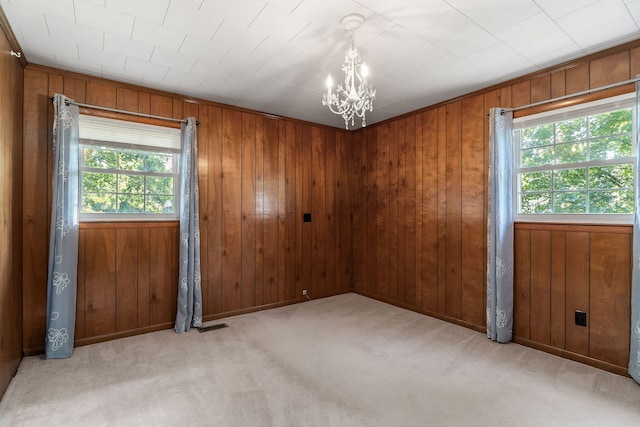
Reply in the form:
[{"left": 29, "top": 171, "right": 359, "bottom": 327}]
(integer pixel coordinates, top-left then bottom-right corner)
[{"left": 1, "top": 293, "right": 639, "bottom": 426}]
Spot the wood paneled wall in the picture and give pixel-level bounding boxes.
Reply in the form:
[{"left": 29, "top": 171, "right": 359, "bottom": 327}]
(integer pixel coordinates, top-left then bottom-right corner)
[
  {"left": 352, "top": 40, "right": 640, "bottom": 372},
  {"left": 514, "top": 223, "right": 631, "bottom": 373},
  {"left": 0, "top": 20, "right": 24, "bottom": 399},
  {"left": 22, "top": 66, "right": 352, "bottom": 355}
]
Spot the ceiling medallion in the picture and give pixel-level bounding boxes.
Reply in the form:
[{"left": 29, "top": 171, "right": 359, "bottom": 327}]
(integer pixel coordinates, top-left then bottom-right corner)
[{"left": 322, "top": 13, "right": 376, "bottom": 129}]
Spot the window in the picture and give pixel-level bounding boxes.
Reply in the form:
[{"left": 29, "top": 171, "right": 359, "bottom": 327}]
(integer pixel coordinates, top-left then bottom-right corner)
[
  {"left": 79, "top": 115, "right": 181, "bottom": 221},
  {"left": 514, "top": 93, "right": 636, "bottom": 223}
]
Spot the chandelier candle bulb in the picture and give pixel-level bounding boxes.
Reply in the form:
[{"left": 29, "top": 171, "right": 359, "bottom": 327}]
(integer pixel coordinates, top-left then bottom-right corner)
[{"left": 326, "top": 75, "right": 333, "bottom": 92}]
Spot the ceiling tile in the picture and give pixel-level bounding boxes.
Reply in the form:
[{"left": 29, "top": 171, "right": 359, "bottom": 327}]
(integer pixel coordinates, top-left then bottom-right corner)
[
  {"left": 106, "top": 0, "right": 170, "bottom": 24},
  {"left": 219, "top": 47, "right": 268, "bottom": 73},
  {"left": 0, "top": 3, "right": 48, "bottom": 35},
  {"left": 190, "top": 58, "right": 234, "bottom": 80},
  {"left": 464, "top": 42, "right": 534, "bottom": 75},
  {"left": 163, "top": 67, "right": 206, "bottom": 89},
  {"left": 199, "top": 0, "right": 267, "bottom": 27},
  {"left": 132, "top": 18, "right": 186, "bottom": 51},
  {"left": 20, "top": 29, "right": 78, "bottom": 59},
  {"left": 78, "top": 44, "right": 126, "bottom": 69},
  {"left": 249, "top": 4, "right": 310, "bottom": 43},
  {"left": 444, "top": 0, "right": 542, "bottom": 33},
  {"left": 211, "top": 21, "right": 267, "bottom": 53},
  {"left": 627, "top": 0, "right": 640, "bottom": 23},
  {"left": 171, "top": 0, "right": 204, "bottom": 8},
  {"left": 54, "top": 54, "right": 103, "bottom": 74},
  {"left": 150, "top": 47, "right": 198, "bottom": 72},
  {"left": 179, "top": 34, "right": 229, "bottom": 63},
  {"left": 163, "top": 1, "right": 223, "bottom": 41},
  {"left": 104, "top": 33, "right": 154, "bottom": 61},
  {"left": 414, "top": 8, "right": 499, "bottom": 57},
  {"left": 495, "top": 13, "right": 563, "bottom": 48},
  {"left": 555, "top": 0, "right": 639, "bottom": 49},
  {"left": 74, "top": 0, "right": 134, "bottom": 37},
  {"left": 267, "top": 0, "right": 302, "bottom": 12},
  {"left": 534, "top": 0, "right": 600, "bottom": 19},
  {"left": 292, "top": 0, "right": 362, "bottom": 23},
  {"left": 4, "top": 0, "right": 74, "bottom": 21},
  {"left": 125, "top": 56, "right": 168, "bottom": 79},
  {"left": 102, "top": 64, "right": 144, "bottom": 83},
  {"left": 46, "top": 15, "right": 104, "bottom": 49}
]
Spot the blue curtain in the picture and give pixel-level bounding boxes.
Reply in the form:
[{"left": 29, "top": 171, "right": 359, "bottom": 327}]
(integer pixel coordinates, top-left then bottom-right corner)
[
  {"left": 46, "top": 94, "right": 80, "bottom": 359},
  {"left": 175, "top": 117, "right": 203, "bottom": 332},
  {"left": 486, "top": 107, "right": 514, "bottom": 343},
  {"left": 630, "top": 83, "right": 640, "bottom": 383}
]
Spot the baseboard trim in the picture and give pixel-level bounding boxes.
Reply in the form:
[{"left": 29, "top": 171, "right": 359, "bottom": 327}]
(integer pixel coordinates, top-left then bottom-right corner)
[{"left": 512, "top": 337, "right": 630, "bottom": 377}]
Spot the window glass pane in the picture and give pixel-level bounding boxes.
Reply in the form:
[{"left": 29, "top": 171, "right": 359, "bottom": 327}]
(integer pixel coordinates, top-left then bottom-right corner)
[
  {"left": 146, "top": 176, "right": 174, "bottom": 195},
  {"left": 118, "top": 194, "right": 145, "bottom": 213},
  {"left": 83, "top": 192, "right": 116, "bottom": 213},
  {"left": 556, "top": 117, "right": 587, "bottom": 143},
  {"left": 556, "top": 141, "right": 587, "bottom": 164},
  {"left": 83, "top": 146, "right": 117, "bottom": 169},
  {"left": 590, "top": 135, "right": 632, "bottom": 160},
  {"left": 145, "top": 153, "right": 174, "bottom": 173},
  {"left": 118, "top": 174, "right": 145, "bottom": 194},
  {"left": 589, "top": 190, "right": 633, "bottom": 213},
  {"left": 588, "top": 164, "right": 633, "bottom": 189},
  {"left": 146, "top": 195, "right": 175, "bottom": 214},
  {"left": 118, "top": 150, "right": 145, "bottom": 171},
  {"left": 520, "top": 171, "right": 551, "bottom": 192},
  {"left": 521, "top": 124, "right": 553, "bottom": 148},
  {"left": 83, "top": 172, "right": 116, "bottom": 193},
  {"left": 553, "top": 191, "right": 586, "bottom": 213},
  {"left": 520, "top": 192, "right": 551, "bottom": 214},
  {"left": 521, "top": 146, "right": 554, "bottom": 168},
  {"left": 589, "top": 109, "right": 632, "bottom": 137},
  {"left": 554, "top": 168, "right": 586, "bottom": 190}
]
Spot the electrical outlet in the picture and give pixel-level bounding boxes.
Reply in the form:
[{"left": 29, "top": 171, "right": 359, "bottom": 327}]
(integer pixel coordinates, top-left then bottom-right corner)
[
  {"left": 575, "top": 310, "right": 587, "bottom": 327},
  {"left": 302, "top": 290, "right": 307, "bottom": 296}
]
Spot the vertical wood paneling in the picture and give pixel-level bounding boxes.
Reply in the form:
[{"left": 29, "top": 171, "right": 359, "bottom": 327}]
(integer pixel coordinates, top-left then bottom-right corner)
[
  {"left": 137, "top": 228, "right": 150, "bottom": 328},
  {"left": 116, "top": 88, "right": 138, "bottom": 112},
  {"left": 460, "top": 95, "right": 484, "bottom": 325},
  {"left": 255, "top": 116, "right": 265, "bottom": 306},
  {"left": 436, "top": 107, "right": 447, "bottom": 313},
  {"left": 241, "top": 113, "right": 256, "bottom": 308},
  {"left": 550, "top": 71, "right": 566, "bottom": 99},
  {"left": 85, "top": 229, "right": 116, "bottom": 337},
  {"left": 550, "top": 231, "right": 566, "bottom": 348},
  {"left": 564, "top": 232, "right": 590, "bottom": 356},
  {"left": 376, "top": 124, "right": 390, "bottom": 298},
  {"left": 325, "top": 130, "right": 337, "bottom": 297},
  {"left": 301, "top": 126, "right": 312, "bottom": 295},
  {"left": 397, "top": 122, "right": 406, "bottom": 303},
  {"left": 514, "top": 229, "right": 531, "bottom": 339},
  {"left": 294, "top": 124, "right": 304, "bottom": 297},
  {"left": 207, "top": 106, "right": 223, "bottom": 315},
  {"left": 277, "top": 122, "right": 287, "bottom": 301},
  {"left": 445, "top": 104, "right": 462, "bottom": 317},
  {"left": 590, "top": 51, "right": 629, "bottom": 88},
  {"left": 337, "top": 131, "right": 352, "bottom": 293},
  {"left": 388, "top": 121, "right": 400, "bottom": 301},
  {"left": 149, "top": 227, "right": 175, "bottom": 325},
  {"left": 589, "top": 233, "right": 630, "bottom": 367},
  {"left": 421, "top": 110, "right": 438, "bottom": 312},
  {"left": 530, "top": 76, "right": 551, "bottom": 103},
  {"left": 285, "top": 122, "right": 297, "bottom": 300},
  {"left": 76, "top": 231, "right": 86, "bottom": 339},
  {"left": 221, "top": 109, "right": 243, "bottom": 312},
  {"left": 414, "top": 113, "right": 424, "bottom": 308},
  {"left": 115, "top": 229, "right": 138, "bottom": 332},
  {"left": 86, "top": 82, "right": 116, "bottom": 108},
  {"left": 566, "top": 63, "right": 589, "bottom": 94},
  {"left": 404, "top": 116, "right": 417, "bottom": 307},
  {"left": 366, "top": 128, "right": 378, "bottom": 296},
  {"left": 263, "top": 118, "right": 280, "bottom": 304},
  {"left": 529, "top": 230, "right": 551, "bottom": 345},
  {"left": 350, "top": 131, "right": 364, "bottom": 292}
]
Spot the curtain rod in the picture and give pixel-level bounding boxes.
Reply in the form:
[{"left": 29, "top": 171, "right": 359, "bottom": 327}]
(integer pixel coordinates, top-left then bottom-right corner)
[
  {"left": 51, "top": 97, "right": 199, "bottom": 125},
  {"left": 501, "top": 76, "right": 640, "bottom": 114}
]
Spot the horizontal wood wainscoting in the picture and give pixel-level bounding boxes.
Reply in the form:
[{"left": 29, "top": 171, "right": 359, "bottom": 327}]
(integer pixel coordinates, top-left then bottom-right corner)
[
  {"left": 514, "top": 223, "right": 632, "bottom": 375},
  {"left": 22, "top": 66, "right": 352, "bottom": 355}
]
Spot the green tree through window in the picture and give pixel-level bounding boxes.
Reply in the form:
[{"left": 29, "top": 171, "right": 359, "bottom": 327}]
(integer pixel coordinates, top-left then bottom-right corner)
[{"left": 515, "top": 100, "right": 635, "bottom": 219}]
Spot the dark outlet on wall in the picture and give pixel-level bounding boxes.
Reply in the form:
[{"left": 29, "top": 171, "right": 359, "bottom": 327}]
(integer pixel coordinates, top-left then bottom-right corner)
[
  {"left": 575, "top": 310, "right": 587, "bottom": 327},
  {"left": 303, "top": 213, "right": 312, "bottom": 222}
]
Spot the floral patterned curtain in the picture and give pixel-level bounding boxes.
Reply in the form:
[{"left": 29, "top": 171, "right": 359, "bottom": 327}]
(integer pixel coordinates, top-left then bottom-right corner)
[
  {"left": 486, "top": 107, "right": 514, "bottom": 343},
  {"left": 46, "top": 94, "right": 80, "bottom": 358},
  {"left": 629, "top": 83, "right": 640, "bottom": 383},
  {"left": 175, "top": 117, "right": 203, "bottom": 332}
]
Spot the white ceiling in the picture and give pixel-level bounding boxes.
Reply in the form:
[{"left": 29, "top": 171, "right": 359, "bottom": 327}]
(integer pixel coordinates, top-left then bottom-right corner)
[{"left": 2, "top": 0, "right": 640, "bottom": 129}]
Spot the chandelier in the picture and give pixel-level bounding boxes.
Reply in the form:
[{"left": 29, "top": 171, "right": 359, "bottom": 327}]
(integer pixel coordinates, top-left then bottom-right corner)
[{"left": 322, "top": 13, "right": 376, "bottom": 130}]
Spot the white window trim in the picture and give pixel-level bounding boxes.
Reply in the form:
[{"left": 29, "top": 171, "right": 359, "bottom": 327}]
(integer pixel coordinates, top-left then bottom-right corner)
[
  {"left": 78, "top": 114, "right": 181, "bottom": 222},
  {"left": 513, "top": 92, "right": 636, "bottom": 225}
]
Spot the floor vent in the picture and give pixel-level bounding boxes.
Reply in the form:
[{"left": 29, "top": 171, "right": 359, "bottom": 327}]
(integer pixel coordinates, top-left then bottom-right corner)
[{"left": 198, "top": 323, "right": 229, "bottom": 333}]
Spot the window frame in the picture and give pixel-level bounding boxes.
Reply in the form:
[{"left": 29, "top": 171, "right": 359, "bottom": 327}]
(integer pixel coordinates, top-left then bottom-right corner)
[
  {"left": 78, "top": 115, "right": 181, "bottom": 222},
  {"left": 513, "top": 92, "right": 637, "bottom": 224}
]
